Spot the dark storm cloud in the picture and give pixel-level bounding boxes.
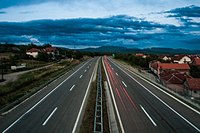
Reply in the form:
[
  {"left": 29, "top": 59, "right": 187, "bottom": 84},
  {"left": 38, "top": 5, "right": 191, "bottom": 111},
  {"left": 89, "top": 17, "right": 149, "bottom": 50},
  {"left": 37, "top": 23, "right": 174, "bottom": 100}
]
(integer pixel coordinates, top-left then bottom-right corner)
[
  {"left": 0, "top": 0, "right": 63, "bottom": 9},
  {"left": 0, "top": 11, "right": 6, "bottom": 14},
  {"left": 0, "top": 15, "right": 199, "bottom": 49},
  {"left": 166, "top": 5, "right": 200, "bottom": 17}
]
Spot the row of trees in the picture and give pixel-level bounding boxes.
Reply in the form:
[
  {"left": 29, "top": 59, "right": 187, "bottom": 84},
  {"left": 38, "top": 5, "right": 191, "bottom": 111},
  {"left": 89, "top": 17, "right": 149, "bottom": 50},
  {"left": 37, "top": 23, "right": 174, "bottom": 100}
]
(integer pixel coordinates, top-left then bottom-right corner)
[{"left": 114, "top": 54, "right": 158, "bottom": 69}]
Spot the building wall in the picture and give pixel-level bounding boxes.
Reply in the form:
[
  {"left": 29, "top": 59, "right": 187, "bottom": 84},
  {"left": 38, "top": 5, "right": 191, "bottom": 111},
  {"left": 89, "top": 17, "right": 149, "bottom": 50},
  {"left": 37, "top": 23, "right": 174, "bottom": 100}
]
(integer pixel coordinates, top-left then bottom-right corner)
[
  {"left": 184, "top": 83, "right": 200, "bottom": 98},
  {"left": 26, "top": 52, "right": 38, "bottom": 58},
  {"left": 174, "top": 56, "right": 191, "bottom": 64}
]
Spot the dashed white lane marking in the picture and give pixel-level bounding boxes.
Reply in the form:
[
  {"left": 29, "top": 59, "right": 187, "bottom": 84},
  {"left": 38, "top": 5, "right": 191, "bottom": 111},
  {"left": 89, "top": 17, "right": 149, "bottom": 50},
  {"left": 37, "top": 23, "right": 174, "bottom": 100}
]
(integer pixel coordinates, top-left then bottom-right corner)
[
  {"left": 70, "top": 85, "right": 75, "bottom": 91},
  {"left": 122, "top": 81, "right": 127, "bottom": 87},
  {"left": 140, "top": 105, "right": 157, "bottom": 126},
  {"left": 79, "top": 75, "right": 83, "bottom": 78},
  {"left": 2, "top": 59, "right": 91, "bottom": 133},
  {"left": 110, "top": 58, "right": 200, "bottom": 132},
  {"left": 84, "top": 69, "right": 87, "bottom": 72},
  {"left": 116, "top": 73, "right": 119, "bottom": 76},
  {"left": 42, "top": 107, "right": 57, "bottom": 126}
]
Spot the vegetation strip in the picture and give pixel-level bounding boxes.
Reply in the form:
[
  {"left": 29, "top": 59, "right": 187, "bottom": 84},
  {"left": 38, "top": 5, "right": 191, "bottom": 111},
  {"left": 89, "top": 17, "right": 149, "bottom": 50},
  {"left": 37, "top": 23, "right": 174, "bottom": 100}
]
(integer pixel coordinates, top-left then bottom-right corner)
[
  {"left": 80, "top": 59, "right": 109, "bottom": 133},
  {"left": 0, "top": 60, "right": 81, "bottom": 112}
]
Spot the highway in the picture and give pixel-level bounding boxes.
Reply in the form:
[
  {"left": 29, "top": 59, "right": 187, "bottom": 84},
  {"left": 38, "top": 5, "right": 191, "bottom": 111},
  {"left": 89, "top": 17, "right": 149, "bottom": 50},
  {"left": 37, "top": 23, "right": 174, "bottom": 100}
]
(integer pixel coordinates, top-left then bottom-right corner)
[
  {"left": 103, "top": 56, "right": 200, "bottom": 133},
  {"left": 0, "top": 57, "right": 99, "bottom": 133}
]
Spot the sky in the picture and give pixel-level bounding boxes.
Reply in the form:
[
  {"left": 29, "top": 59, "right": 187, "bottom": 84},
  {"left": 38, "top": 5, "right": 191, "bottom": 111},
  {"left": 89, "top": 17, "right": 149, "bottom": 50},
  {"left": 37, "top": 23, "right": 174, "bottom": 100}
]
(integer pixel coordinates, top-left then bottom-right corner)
[{"left": 0, "top": 0, "right": 200, "bottom": 50}]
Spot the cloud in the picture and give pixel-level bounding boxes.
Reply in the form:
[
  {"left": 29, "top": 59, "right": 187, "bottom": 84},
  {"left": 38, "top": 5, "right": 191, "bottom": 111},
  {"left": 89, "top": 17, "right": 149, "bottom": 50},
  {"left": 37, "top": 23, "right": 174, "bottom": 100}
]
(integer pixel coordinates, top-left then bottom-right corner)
[
  {"left": 0, "top": 11, "right": 6, "bottom": 14},
  {"left": 0, "top": 14, "right": 199, "bottom": 50},
  {"left": 1, "top": 0, "right": 199, "bottom": 22},
  {"left": 166, "top": 5, "right": 200, "bottom": 17}
]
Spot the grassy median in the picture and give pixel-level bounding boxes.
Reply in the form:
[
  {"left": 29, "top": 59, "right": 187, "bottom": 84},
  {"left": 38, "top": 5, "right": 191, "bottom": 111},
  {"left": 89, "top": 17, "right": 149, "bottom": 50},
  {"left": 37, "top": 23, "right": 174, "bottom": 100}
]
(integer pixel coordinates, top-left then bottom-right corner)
[{"left": 80, "top": 61, "right": 109, "bottom": 133}]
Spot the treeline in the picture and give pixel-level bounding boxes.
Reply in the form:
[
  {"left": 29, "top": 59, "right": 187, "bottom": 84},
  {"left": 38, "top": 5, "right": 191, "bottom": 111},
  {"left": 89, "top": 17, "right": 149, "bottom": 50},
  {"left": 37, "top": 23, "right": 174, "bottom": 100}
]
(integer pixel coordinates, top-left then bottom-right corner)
[
  {"left": 190, "top": 65, "right": 200, "bottom": 78},
  {"left": 114, "top": 54, "right": 156, "bottom": 69},
  {"left": 114, "top": 54, "right": 170, "bottom": 69}
]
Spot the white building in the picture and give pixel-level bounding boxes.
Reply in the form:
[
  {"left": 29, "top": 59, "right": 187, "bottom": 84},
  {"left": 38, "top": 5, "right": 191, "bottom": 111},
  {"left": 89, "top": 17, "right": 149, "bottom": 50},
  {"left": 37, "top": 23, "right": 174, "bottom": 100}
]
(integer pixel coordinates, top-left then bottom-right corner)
[
  {"left": 173, "top": 55, "right": 192, "bottom": 64},
  {"left": 26, "top": 48, "right": 41, "bottom": 58}
]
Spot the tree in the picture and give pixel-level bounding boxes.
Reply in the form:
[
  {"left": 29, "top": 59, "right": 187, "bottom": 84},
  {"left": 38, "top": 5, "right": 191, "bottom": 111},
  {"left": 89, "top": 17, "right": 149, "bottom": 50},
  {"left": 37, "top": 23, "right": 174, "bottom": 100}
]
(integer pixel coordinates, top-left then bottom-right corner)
[
  {"left": 37, "top": 52, "right": 49, "bottom": 61},
  {"left": 190, "top": 65, "right": 200, "bottom": 78}
]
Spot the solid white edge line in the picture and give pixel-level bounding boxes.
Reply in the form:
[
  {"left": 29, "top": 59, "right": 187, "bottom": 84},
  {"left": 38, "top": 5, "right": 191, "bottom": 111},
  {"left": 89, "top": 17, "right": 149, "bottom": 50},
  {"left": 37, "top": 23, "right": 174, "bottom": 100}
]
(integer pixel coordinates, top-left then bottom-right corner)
[
  {"left": 109, "top": 58, "right": 200, "bottom": 132},
  {"left": 140, "top": 105, "right": 157, "bottom": 127},
  {"left": 112, "top": 58, "right": 200, "bottom": 115},
  {"left": 70, "top": 85, "right": 75, "bottom": 91},
  {"left": 2, "top": 59, "right": 91, "bottom": 133},
  {"left": 72, "top": 57, "right": 99, "bottom": 133},
  {"left": 79, "top": 75, "right": 83, "bottom": 78},
  {"left": 122, "top": 81, "right": 127, "bottom": 88},
  {"left": 42, "top": 107, "right": 57, "bottom": 126},
  {"left": 102, "top": 58, "right": 125, "bottom": 133}
]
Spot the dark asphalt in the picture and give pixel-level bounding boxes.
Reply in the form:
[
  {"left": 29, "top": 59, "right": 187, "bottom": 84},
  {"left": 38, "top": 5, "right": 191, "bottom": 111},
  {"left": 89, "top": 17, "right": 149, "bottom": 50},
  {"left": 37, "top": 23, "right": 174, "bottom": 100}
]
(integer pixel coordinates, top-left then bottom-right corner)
[
  {"left": 103, "top": 57, "right": 200, "bottom": 133},
  {"left": 0, "top": 57, "right": 99, "bottom": 133}
]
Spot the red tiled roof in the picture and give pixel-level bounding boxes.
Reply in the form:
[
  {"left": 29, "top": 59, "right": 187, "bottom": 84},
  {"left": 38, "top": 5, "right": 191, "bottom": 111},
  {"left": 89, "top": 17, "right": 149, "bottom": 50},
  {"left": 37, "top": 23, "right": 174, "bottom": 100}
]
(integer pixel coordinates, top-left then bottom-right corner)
[
  {"left": 158, "top": 63, "right": 190, "bottom": 70},
  {"left": 186, "top": 78, "right": 200, "bottom": 90},
  {"left": 45, "top": 47, "right": 57, "bottom": 52},
  {"left": 135, "top": 53, "right": 145, "bottom": 57},
  {"left": 193, "top": 58, "right": 200, "bottom": 66},
  {"left": 27, "top": 48, "right": 41, "bottom": 52},
  {"left": 160, "top": 71, "right": 191, "bottom": 84}
]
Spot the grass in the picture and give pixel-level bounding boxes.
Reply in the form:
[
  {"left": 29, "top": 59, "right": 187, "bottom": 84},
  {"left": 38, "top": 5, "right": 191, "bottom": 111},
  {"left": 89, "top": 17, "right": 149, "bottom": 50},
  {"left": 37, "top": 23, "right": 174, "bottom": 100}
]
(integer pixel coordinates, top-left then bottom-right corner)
[
  {"left": 19, "top": 59, "right": 52, "bottom": 70},
  {"left": 0, "top": 60, "right": 80, "bottom": 109},
  {"left": 80, "top": 81, "right": 97, "bottom": 133}
]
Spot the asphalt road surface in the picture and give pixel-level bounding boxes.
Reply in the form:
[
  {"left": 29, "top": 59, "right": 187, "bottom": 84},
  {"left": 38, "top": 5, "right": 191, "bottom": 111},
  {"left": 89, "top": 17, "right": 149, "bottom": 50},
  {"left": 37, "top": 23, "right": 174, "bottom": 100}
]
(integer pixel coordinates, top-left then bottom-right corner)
[
  {"left": 0, "top": 57, "right": 99, "bottom": 133},
  {"left": 103, "top": 56, "right": 200, "bottom": 133}
]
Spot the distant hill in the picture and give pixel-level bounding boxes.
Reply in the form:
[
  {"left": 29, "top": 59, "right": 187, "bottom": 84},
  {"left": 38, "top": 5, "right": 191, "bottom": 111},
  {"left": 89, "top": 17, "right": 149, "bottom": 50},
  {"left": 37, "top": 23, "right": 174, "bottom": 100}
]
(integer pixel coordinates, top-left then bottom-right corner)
[
  {"left": 79, "top": 46, "right": 141, "bottom": 53},
  {"left": 80, "top": 46, "right": 200, "bottom": 54}
]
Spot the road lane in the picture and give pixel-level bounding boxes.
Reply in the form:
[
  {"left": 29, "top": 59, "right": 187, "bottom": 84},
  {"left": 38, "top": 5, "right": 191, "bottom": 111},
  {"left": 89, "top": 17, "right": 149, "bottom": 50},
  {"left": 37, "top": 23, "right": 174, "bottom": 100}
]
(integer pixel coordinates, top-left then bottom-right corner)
[
  {"left": 103, "top": 56, "right": 200, "bottom": 133},
  {"left": 1, "top": 57, "right": 99, "bottom": 133}
]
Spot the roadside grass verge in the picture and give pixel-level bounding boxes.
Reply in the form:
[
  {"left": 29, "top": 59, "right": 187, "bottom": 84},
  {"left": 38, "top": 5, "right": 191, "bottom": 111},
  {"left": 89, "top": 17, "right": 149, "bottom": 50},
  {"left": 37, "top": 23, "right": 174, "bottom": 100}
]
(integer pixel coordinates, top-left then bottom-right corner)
[{"left": 0, "top": 60, "right": 80, "bottom": 109}]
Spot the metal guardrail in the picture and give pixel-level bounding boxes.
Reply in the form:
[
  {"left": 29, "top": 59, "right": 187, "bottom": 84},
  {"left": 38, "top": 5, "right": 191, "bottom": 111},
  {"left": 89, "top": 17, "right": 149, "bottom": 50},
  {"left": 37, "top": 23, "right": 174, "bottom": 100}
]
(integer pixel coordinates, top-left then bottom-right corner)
[{"left": 93, "top": 62, "right": 103, "bottom": 133}]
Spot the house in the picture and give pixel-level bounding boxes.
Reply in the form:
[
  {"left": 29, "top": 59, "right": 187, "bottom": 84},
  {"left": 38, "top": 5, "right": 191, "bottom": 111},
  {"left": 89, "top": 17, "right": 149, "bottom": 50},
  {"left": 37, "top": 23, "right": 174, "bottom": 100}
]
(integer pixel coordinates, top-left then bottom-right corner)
[
  {"left": 160, "top": 70, "right": 191, "bottom": 84},
  {"left": 135, "top": 53, "right": 147, "bottom": 58},
  {"left": 149, "top": 60, "right": 160, "bottom": 75},
  {"left": 192, "top": 58, "right": 200, "bottom": 66},
  {"left": 44, "top": 47, "right": 59, "bottom": 56},
  {"left": 173, "top": 55, "right": 192, "bottom": 64},
  {"left": 149, "top": 61, "right": 190, "bottom": 76},
  {"left": 44, "top": 47, "right": 59, "bottom": 59},
  {"left": 159, "top": 55, "right": 171, "bottom": 61},
  {"left": 26, "top": 48, "right": 41, "bottom": 58},
  {"left": 184, "top": 78, "right": 200, "bottom": 98}
]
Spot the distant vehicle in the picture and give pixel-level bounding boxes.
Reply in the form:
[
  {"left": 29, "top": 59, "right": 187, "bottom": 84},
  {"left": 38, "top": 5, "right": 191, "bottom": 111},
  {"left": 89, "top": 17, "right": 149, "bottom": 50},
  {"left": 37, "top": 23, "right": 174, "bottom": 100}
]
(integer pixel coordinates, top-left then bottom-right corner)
[{"left": 11, "top": 64, "right": 26, "bottom": 71}]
